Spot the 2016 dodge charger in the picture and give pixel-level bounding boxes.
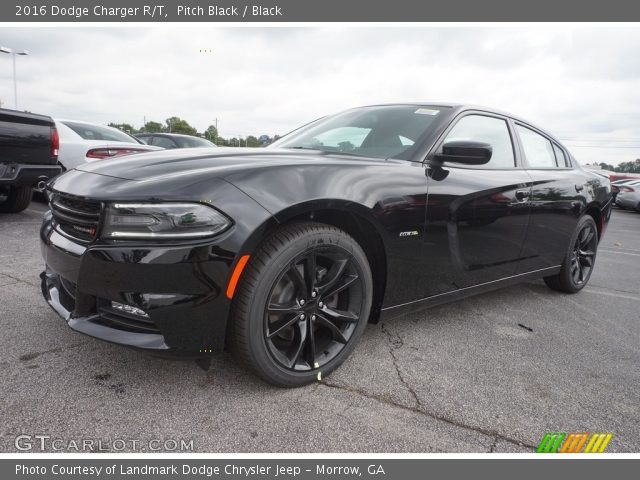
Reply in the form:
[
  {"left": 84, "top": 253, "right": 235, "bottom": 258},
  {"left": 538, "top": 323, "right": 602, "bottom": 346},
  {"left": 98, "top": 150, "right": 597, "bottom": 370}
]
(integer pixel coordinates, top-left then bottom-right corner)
[{"left": 40, "top": 104, "right": 612, "bottom": 386}]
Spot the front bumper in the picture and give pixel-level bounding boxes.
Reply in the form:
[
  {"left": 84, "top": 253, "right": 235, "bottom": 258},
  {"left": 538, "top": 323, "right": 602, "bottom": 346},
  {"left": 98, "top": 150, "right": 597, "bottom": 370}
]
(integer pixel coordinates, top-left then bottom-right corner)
[{"left": 40, "top": 214, "right": 234, "bottom": 356}]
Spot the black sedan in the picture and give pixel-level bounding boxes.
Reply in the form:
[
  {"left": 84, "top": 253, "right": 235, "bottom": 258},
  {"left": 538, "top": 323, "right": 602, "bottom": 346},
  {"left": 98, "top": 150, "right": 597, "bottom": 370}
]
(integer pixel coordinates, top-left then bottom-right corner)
[
  {"left": 135, "top": 132, "right": 217, "bottom": 149},
  {"left": 40, "top": 104, "right": 612, "bottom": 387}
]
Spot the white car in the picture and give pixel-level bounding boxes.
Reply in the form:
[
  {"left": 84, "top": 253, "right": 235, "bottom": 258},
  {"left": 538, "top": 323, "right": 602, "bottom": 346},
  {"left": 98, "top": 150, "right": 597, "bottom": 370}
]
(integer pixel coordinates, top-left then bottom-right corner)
[
  {"left": 615, "top": 180, "right": 640, "bottom": 211},
  {"left": 55, "top": 119, "right": 161, "bottom": 171}
]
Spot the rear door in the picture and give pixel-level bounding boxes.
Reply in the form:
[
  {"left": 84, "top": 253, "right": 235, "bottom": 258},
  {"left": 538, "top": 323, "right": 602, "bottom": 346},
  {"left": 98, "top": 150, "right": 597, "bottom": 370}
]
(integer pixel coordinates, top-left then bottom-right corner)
[
  {"left": 423, "top": 112, "right": 533, "bottom": 296},
  {"left": 513, "top": 123, "right": 587, "bottom": 273}
]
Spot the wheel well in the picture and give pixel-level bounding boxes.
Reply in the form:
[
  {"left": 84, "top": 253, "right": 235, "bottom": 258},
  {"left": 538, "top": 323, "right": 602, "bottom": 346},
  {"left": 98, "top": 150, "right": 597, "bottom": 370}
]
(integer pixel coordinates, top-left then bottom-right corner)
[
  {"left": 584, "top": 205, "right": 602, "bottom": 239},
  {"left": 276, "top": 208, "right": 387, "bottom": 324}
]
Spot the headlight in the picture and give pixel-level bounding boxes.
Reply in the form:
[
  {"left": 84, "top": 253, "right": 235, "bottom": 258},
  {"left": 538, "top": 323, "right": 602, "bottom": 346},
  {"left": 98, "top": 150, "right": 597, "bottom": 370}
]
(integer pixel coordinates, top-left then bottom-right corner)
[{"left": 102, "top": 203, "right": 231, "bottom": 239}]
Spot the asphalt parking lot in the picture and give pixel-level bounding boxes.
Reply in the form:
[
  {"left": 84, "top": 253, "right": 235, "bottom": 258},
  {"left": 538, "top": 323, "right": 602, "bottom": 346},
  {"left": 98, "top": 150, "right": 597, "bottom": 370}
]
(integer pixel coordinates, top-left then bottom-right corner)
[{"left": 0, "top": 203, "right": 638, "bottom": 453}]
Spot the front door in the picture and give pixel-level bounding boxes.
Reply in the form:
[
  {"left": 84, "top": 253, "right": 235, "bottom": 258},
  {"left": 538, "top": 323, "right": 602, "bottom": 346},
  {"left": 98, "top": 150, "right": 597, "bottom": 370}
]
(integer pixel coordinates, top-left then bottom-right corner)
[{"left": 422, "top": 113, "right": 532, "bottom": 297}]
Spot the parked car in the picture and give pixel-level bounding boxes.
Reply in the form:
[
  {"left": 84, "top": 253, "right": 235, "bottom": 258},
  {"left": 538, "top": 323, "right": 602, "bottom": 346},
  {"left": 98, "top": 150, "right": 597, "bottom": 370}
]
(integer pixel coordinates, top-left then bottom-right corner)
[
  {"left": 0, "top": 108, "right": 61, "bottom": 213},
  {"left": 611, "top": 178, "right": 640, "bottom": 204},
  {"left": 40, "top": 103, "right": 612, "bottom": 387},
  {"left": 55, "top": 119, "right": 161, "bottom": 171},
  {"left": 615, "top": 180, "right": 640, "bottom": 211},
  {"left": 135, "top": 133, "right": 217, "bottom": 149}
]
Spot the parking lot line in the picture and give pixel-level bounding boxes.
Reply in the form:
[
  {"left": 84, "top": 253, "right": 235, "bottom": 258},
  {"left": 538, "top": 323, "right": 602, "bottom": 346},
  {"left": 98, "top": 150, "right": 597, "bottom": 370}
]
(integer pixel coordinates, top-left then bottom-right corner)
[
  {"left": 599, "top": 249, "right": 640, "bottom": 257},
  {"left": 583, "top": 287, "right": 640, "bottom": 302}
]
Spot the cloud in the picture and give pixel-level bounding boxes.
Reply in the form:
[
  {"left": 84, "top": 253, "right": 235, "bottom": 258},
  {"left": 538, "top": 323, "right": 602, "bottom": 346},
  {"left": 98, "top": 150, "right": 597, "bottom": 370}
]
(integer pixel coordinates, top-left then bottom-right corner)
[{"left": 1, "top": 26, "right": 639, "bottom": 165}]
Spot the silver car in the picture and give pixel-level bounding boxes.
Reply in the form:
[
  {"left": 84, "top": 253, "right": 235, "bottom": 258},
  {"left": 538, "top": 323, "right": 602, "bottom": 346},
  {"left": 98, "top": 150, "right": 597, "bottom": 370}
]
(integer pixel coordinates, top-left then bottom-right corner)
[
  {"left": 615, "top": 180, "right": 640, "bottom": 211},
  {"left": 55, "top": 119, "right": 161, "bottom": 171}
]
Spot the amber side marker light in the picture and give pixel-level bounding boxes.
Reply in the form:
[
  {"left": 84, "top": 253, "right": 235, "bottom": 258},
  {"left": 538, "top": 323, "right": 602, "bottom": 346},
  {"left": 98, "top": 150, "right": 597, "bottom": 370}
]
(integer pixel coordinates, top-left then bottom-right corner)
[{"left": 226, "top": 254, "right": 251, "bottom": 299}]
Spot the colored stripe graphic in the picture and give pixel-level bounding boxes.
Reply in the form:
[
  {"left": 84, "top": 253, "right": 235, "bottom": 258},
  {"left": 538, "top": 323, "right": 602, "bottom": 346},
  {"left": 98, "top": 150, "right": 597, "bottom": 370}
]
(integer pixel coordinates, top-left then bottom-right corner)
[
  {"left": 560, "top": 433, "right": 575, "bottom": 453},
  {"left": 573, "top": 433, "right": 590, "bottom": 453},
  {"left": 538, "top": 432, "right": 613, "bottom": 453},
  {"left": 537, "top": 432, "right": 566, "bottom": 453},
  {"left": 585, "top": 433, "right": 613, "bottom": 453}
]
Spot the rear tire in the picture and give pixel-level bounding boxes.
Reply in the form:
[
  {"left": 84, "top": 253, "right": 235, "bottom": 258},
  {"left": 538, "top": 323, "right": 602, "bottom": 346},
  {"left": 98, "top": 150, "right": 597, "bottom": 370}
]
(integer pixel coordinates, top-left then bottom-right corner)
[
  {"left": 228, "top": 222, "right": 373, "bottom": 387},
  {"left": 0, "top": 186, "right": 33, "bottom": 213},
  {"left": 544, "top": 215, "right": 598, "bottom": 293}
]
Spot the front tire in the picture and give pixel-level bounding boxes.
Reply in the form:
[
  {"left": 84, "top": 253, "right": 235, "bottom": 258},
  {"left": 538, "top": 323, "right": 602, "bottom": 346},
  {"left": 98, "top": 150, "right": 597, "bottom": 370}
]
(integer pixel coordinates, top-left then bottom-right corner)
[
  {"left": 229, "top": 222, "right": 373, "bottom": 387},
  {"left": 544, "top": 215, "right": 598, "bottom": 293},
  {"left": 0, "top": 186, "right": 33, "bottom": 213}
]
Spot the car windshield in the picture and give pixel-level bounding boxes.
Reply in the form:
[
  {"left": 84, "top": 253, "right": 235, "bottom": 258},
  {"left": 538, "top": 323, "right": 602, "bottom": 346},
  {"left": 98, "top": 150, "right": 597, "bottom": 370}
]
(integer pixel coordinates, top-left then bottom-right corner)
[
  {"left": 175, "top": 136, "right": 216, "bottom": 148},
  {"left": 270, "top": 105, "right": 446, "bottom": 159},
  {"left": 62, "top": 121, "right": 139, "bottom": 143}
]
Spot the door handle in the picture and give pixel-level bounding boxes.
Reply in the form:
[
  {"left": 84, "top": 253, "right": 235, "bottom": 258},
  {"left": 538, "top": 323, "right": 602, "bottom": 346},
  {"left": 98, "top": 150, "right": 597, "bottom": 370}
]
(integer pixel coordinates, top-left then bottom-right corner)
[
  {"left": 515, "top": 190, "right": 530, "bottom": 202},
  {"left": 575, "top": 184, "right": 584, "bottom": 192}
]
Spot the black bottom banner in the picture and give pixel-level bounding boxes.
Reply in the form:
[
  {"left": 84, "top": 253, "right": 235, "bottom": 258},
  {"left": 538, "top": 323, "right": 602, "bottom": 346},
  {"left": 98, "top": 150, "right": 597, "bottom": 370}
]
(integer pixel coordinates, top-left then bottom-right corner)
[{"left": 2, "top": 458, "right": 637, "bottom": 479}]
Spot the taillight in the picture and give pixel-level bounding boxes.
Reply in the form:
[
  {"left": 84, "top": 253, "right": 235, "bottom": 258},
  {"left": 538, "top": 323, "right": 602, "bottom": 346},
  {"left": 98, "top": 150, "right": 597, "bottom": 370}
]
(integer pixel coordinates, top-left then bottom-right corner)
[
  {"left": 620, "top": 186, "right": 635, "bottom": 192},
  {"left": 51, "top": 126, "right": 59, "bottom": 159},
  {"left": 86, "top": 148, "right": 147, "bottom": 160}
]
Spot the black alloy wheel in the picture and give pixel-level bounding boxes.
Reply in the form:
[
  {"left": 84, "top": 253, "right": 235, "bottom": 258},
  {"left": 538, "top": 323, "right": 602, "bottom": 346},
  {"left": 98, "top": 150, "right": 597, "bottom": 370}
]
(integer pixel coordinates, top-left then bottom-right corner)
[
  {"left": 569, "top": 222, "right": 597, "bottom": 286},
  {"left": 264, "top": 247, "right": 363, "bottom": 372},
  {"left": 544, "top": 215, "right": 598, "bottom": 293},
  {"left": 229, "top": 222, "right": 373, "bottom": 387}
]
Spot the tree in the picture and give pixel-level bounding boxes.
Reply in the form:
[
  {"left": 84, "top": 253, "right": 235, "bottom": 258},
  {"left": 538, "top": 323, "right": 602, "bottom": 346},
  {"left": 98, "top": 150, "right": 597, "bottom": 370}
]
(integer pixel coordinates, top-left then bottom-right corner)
[
  {"left": 616, "top": 159, "right": 640, "bottom": 174},
  {"left": 165, "top": 116, "right": 198, "bottom": 136},
  {"left": 258, "top": 134, "right": 272, "bottom": 145},
  {"left": 246, "top": 135, "right": 261, "bottom": 147},
  {"left": 204, "top": 125, "right": 218, "bottom": 143},
  {"left": 142, "top": 121, "right": 164, "bottom": 133},
  {"left": 599, "top": 162, "right": 615, "bottom": 171}
]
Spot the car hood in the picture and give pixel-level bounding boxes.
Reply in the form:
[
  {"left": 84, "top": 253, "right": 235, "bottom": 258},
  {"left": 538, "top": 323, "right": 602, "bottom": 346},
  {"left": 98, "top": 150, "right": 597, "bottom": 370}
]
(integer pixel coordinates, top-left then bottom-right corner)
[{"left": 74, "top": 147, "right": 382, "bottom": 181}]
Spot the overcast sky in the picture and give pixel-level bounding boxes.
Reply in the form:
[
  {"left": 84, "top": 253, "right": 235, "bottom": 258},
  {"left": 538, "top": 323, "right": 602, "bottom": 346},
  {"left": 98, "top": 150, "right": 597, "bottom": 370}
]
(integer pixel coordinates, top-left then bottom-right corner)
[{"left": 1, "top": 26, "right": 639, "bottom": 165}]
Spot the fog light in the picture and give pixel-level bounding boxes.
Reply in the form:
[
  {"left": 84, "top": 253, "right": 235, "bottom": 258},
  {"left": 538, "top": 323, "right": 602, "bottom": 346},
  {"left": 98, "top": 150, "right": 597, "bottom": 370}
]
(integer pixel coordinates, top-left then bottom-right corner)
[{"left": 111, "top": 301, "right": 149, "bottom": 318}]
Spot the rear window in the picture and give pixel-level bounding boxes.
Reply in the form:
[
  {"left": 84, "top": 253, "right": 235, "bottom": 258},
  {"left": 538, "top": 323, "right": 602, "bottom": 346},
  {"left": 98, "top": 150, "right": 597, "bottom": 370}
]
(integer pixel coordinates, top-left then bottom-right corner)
[
  {"left": 516, "top": 125, "right": 556, "bottom": 168},
  {"left": 552, "top": 143, "right": 568, "bottom": 167},
  {"left": 62, "top": 121, "right": 138, "bottom": 143},
  {"left": 175, "top": 136, "right": 216, "bottom": 148}
]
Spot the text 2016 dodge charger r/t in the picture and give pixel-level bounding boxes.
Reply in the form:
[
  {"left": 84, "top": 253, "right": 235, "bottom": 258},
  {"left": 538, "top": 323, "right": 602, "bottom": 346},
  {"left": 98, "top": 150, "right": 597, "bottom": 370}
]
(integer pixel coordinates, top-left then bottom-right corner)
[{"left": 40, "top": 104, "right": 612, "bottom": 386}]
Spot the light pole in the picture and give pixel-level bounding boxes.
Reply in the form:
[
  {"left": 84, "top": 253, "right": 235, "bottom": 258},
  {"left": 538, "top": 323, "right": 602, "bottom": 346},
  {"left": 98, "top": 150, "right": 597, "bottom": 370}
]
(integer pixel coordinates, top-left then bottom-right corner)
[{"left": 0, "top": 46, "right": 29, "bottom": 110}]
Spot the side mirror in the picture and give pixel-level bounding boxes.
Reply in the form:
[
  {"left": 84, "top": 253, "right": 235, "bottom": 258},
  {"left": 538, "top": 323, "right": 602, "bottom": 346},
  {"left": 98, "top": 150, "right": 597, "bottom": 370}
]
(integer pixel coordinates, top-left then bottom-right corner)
[{"left": 433, "top": 141, "right": 492, "bottom": 165}]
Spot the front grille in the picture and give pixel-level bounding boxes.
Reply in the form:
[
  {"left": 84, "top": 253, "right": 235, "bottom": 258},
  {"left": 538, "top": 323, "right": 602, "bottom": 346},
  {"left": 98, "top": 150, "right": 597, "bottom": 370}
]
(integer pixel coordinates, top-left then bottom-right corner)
[{"left": 50, "top": 193, "right": 102, "bottom": 243}]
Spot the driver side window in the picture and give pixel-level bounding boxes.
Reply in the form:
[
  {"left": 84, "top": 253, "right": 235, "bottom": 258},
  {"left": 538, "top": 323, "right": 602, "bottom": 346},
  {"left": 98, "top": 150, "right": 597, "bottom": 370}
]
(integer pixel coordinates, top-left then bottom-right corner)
[{"left": 444, "top": 115, "right": 516, "bottom": 168}]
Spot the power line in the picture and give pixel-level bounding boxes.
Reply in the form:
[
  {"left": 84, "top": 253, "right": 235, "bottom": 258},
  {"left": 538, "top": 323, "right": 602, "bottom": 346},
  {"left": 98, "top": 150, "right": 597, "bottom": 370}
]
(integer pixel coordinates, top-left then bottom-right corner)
[
  {"left": 561, "top": 138, "right": 640, "bottom": 143},
  {"left": 566, "top": 145, "right": 640, "bottom": 149}
]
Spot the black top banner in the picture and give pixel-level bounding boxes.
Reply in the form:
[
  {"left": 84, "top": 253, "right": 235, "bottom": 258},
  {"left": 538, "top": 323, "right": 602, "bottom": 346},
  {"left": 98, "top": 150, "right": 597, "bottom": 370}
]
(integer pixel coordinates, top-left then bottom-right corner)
[{"left": 2, "top": 0, "right": 640, "bottom": 22}]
